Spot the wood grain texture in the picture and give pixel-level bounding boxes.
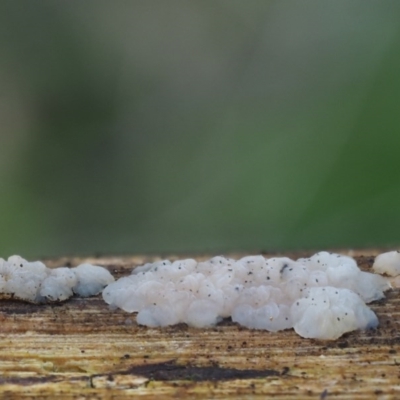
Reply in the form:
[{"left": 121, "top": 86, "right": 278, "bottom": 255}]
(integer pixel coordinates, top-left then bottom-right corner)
[{"left": 0, "top": 250, "right": 399, "bottom": 399}]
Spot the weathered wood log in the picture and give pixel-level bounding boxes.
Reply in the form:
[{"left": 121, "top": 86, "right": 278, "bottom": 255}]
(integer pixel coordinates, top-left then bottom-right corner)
[{"left": 0, "top": 250, "right": 398, "bottom": 398}]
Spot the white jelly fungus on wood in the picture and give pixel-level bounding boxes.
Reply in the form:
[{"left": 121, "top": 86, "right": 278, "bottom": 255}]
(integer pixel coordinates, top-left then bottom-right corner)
[
  {"left": 0, "top": 255, "right": 114, "bottom": 303},
  {"left": 102, "top": 251, "right": 390, "bottom": 340},
  {"left": 373, "top": 251, "right": 400, "bottom": 277}
]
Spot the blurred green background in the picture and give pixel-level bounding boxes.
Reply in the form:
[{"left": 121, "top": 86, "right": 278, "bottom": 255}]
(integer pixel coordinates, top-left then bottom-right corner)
[{"left": 1, "top": 0, "right": 400, "bottom": 258}]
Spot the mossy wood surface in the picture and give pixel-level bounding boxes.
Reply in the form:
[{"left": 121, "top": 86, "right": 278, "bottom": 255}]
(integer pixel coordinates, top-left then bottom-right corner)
[{"left": 0, "top": 250, "right": 399, "bottom": 399}]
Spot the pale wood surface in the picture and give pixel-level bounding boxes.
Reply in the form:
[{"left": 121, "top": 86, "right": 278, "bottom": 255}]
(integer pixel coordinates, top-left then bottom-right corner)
[{"left": 0, "top": 250, "right": 399, "bottom": 399}]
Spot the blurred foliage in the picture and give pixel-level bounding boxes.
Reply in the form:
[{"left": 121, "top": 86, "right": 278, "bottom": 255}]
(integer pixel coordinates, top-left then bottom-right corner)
[{"left": 0, "top": 0, "right": 400, "bottom": 257}]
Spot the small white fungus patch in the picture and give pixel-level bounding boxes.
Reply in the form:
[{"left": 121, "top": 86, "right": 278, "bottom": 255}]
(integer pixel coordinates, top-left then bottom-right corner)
[
  {"left": 102, "top": 251, "right": 391, "bottom": 340},
  {"left": 72, "top": 263, "right": 115, "bottom": 297},
  {"left": 291, "top": 287, "right": 378, "bottom": 340},
  {"left": 373, "top": 251, "right": 400, "bottom": 277},
  {"left": 0, "top": 255, "right": 114, "bottom": 303}
]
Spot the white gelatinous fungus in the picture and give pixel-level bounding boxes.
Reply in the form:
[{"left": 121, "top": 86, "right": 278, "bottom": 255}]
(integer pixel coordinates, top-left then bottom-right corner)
[
  {"left": 373, "top": 251, "right": 400, "bottom": 277},
  {"left": 72, "top": 263, "right": 115, "bottom": 297},
  {"left": 291, "top": 287, "right": 378, "bottom": 340},
  {"left": 40, "top": 267, "right": 78, "bottom": 301},
  {"left": 102, "top": 252, "right": 390, "bottom": 340},
  {"left": 0, "top": 255, "right": 114, "bottom": 303}
]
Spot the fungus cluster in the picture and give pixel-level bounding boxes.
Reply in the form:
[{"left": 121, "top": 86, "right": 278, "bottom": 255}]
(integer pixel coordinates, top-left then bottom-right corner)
[
  {"left": 103, "top": 252, "right": 390, "bottom": 340},
  {"left": 1, "top": 251, "right": 396, "bottom": 341},
  {"left": 0, "top": 255, "right": 114, "bottom": 303}
]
